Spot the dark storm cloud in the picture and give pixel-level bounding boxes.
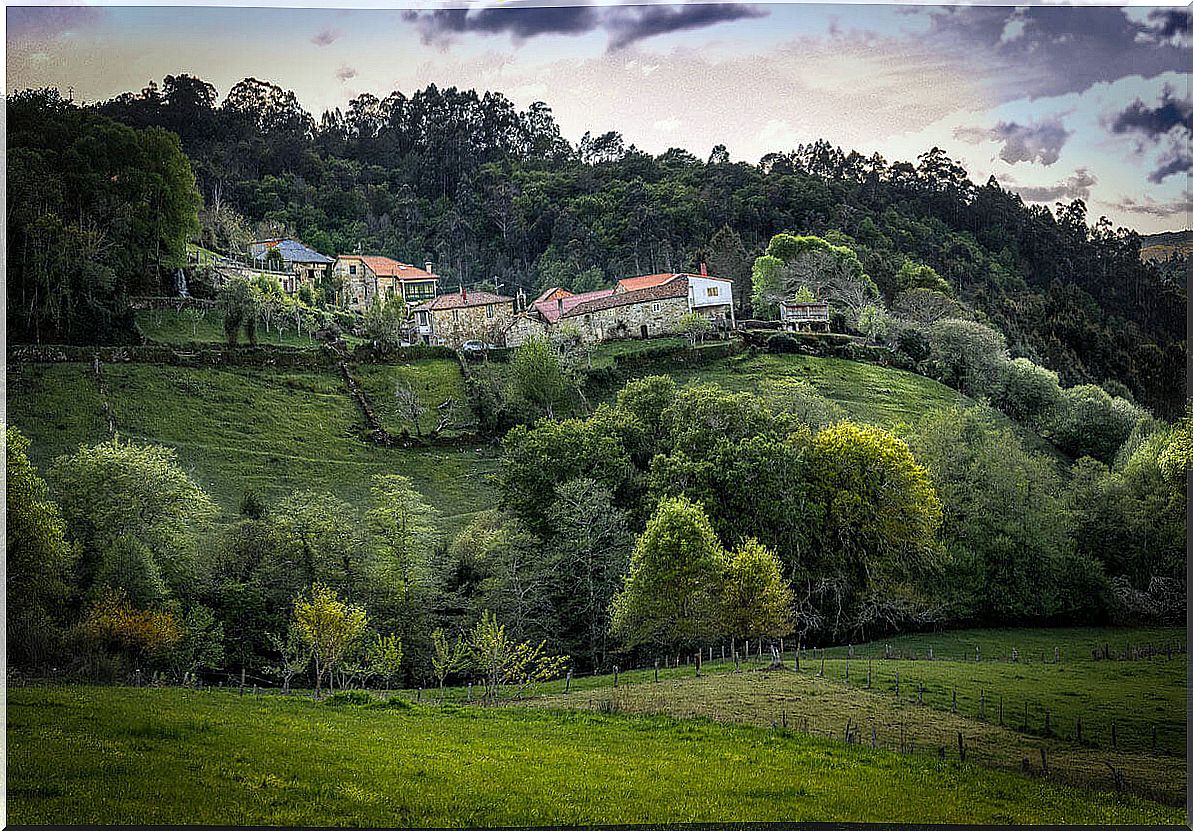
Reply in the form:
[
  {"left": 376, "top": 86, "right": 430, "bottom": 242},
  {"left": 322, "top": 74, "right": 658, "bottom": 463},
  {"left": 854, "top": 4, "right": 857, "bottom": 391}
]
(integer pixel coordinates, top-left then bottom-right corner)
[
  {"left": 1012, "top": 168, "right": 1097, "bottom": 203},
  {"left": 404, "top": 7, "right": 603, "bottom": 45},
  {"left": 922, "top": 6, "right": 1188, "bottom": 98},
  {"left": 8, "top": 6, "right": 105, "bottom": 40},
  {"left": 605, "top": 4, "right": 768, "bottom": 51},
  {"left": 954, "top": 118, "right": 1070, "bottom": 166},
  {"left": 312, "top": 28, "right": 342, "bottom": 47},
  {"left": 404, "top": 4, "right": 765, "bottom": 50},
  {"left": 1111, "top": 86, "right": 1192, "bottom": 140},
  {"left": 1143, "top": 9, "right": 1189, "bottom": 41},
  {"left": 1109, "top": 86, "right": 1193, "bottom": 184}
]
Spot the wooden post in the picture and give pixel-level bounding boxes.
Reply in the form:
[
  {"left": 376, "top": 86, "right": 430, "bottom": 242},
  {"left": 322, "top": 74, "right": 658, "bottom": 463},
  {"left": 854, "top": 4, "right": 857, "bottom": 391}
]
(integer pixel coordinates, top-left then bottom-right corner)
[
  {"left": 695, "top": 652, "right": 701, "bottom": 677},
  {"left": 917, "top": 680, "right": 923, "bottom": 705},
  {"left": 867, "top": 660, "right": 872, "bottom": 689},
  {"left": 780, "top": 637, "right": 784, "bottom": 657},
  {"left": 467, "top": 683, "right": 472, "bottom": 702},
  {"left": 566, "top": 669, "right": 573, "bottom": 693},
  {"left": 819, "top": 655, "right": 825, "bottom": 677},
  {"left": 845, "top": 657, "right": 850, "bottom": 681},
  {"left": 613, "top": 666, "right": 619, "bottom": 688},
  {"left": 745, "top": 640, "right": 749, "bottom": 660},
  {"left": 782, "top": 710, "right": 787, "bottom": 729},
  {"left": 895, "top": 670, "right": 900, "bottom": 697},
  {"left": 957, "top": 732, "right": 966, "bottom": 762},
  {"left": 417, "top": 687, "right": 422, "bottom": 702},
  {"left": 240, "top": 667, "right": 245, "bottom": 694},
  {"left": 653, "top": 661, "right": 658, "bottom": 683},
  {"left": 871, "top": 723, "right": 877, "bottom": 749},
  {"left": 795, "top": 644, "right": 800, "bottom": 672},
  {"left": 1040, "top": 747, "right": 1048, "bottom": 775},
  {"left": 735, "top": 651, "right": 740, "bottom": 672},
  {"left": 721, "top": 645, "right": 725, "bottom": 661}
]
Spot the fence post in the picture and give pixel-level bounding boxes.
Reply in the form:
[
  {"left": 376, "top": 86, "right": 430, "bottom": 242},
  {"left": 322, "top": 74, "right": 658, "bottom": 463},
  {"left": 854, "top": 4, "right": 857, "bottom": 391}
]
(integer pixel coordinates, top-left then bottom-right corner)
[
  {"left": 952, "top": 687, "right": 956, "bottom": 713},
  {"left": 240, "top": 667, "right": 246, "bottom": 695},
  {"left": 566, "top": 669, "right": 573, "bottom": 693},
  {"left": 819, "top": 655, "right": 825, "bottom": 677},
  {"left": 1040, "top": 747, "right": 1049, "bottom": 775},
  {"left": 467, "top": 682, "right": 472, "bottom": 702},
  {"left": 958, "top": 732, "right": 966, "bottom": 762},
  {"left": 795, "top": 643, "right": 800, "bottom": 672},
  {"left": 894, "top": 670, "right": 900, "bottom": 697},
  {"left": 867, "top": 660, "right": 872, "bottom": 689},
  {"left": 653, "top": 661, "right": 658, "bottom": 683},
  {"left": 917, "top": 680, "right": 923, "bottom": 705},
  {"left": 845, "top": 657, "right": 850, "bottom": 681},
  {"left": 613, "top": 666, "right": 619, "bottom": 688},
  {"left": 417, "top": 687, "right": 422, "bottom": 702},
  {"left": 735, "top": 652, "right": 740, "bottom": 672},
  {"left": 695, "top": 652, "right": 701, "bottom": 677}
]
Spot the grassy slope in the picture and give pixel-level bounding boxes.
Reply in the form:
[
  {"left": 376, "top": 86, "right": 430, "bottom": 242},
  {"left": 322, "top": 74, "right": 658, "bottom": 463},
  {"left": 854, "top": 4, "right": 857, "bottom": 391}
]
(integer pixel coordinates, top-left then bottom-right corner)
[
  {"left": 353, "top": 360, "right": 476, "bottom": 437},
  {"left": 511, "top": 627, "right": 1185, "bottom": 805},
  {"left": 7, "top": 362, "right": 496, "bottom": 532},
  {"left": 136, "top": 309, "right": 322, "bottom": 349},
  {"left": 7, "top": 686, "right": 1181, "bottom": 826}
]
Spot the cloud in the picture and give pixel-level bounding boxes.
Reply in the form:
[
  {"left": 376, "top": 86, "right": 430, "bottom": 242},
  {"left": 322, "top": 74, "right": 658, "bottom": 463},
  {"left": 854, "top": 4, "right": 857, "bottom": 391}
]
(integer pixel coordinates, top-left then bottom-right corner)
[
  {"left": 954, "top": 117, "right": 1070, "bottom": 165},
  {"left": 1109, "top": 85, "right": 1193, "bottom": 183},
  {"left": 403, "top": 4, "right": 765, "bottom": 51},
  {"left": 7, "top": 6, "right": 104, "bottom": 41},
  {"left": 311, "top": 28, "right": 342, "bottom": 47},
  {"left": 922, "top": 6, "right": 1188, "bottom": 99},
  {"left": 1108, "top": 192, "right": 1191, "bottom": 219},
  {"left": 605, "top": 4, "right": 768, "bottom": 51},
  {"left": 1141, "top": 9, "right": 1189, "bottom": 43},
  {"left": 404, "top": 7, "right": 601, "bottom": 46},
  {"left": 653, "top": 117, "right": 682, "bottom": 132},
  {"left": 1110, "top": 85, "right": 1192, "bottom": 139},
  {"left": 1011, "top": 168, "right": 1097, "bottom": 203},
  {"left": 336, "top": 65, "right": 358, "bottom": 82}
]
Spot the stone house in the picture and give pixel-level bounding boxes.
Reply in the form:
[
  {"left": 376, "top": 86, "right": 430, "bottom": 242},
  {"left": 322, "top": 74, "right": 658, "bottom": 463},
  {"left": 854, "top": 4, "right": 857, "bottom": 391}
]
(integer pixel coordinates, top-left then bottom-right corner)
[
  {"left": 505, "top": 270, "right": 734, "bottom": 347},
  {"left": 248, "top": 239, "right": 333, "bottom": 294},
  {"left": 332, "top": 255, "right": 439, "bottom": 310},
  {"left": 410, "top": 289, "right": 516, "bottom": 347}
]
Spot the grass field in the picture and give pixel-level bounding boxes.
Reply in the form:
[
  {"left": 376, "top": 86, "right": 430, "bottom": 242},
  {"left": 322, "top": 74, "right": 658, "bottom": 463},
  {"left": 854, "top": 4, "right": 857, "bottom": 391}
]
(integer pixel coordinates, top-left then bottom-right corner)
[
  {"left": 353, "top": 359, "right": 475, "bottom": 437},
  {"left": 136, "top": 308, "right": 323, "bottom": 349},
  {"left": 413, "top": 627, "right": 1185, "bottom": 806},
  {"left": 7, "top": 361, "right": 497, "bottom": 532},
  {"left": 7, "top": 686, "right": 1182, "bottom": 826}
]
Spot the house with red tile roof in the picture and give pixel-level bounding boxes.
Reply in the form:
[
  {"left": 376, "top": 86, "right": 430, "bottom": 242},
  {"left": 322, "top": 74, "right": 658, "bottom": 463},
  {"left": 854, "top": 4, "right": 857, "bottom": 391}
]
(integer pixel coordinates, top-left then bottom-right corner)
[
  {"left": 333, "top": 255, "right": 439, "bottom": 309},
  {"left": 506, "top": 269, "right": 734, "bottom": 347}
]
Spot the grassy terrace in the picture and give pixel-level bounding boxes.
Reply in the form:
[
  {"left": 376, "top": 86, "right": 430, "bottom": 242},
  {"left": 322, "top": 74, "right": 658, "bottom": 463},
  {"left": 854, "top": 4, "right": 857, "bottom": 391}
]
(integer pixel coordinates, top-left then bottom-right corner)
[
  {"left": 414, "top": 626, "right": 1186, "bottom": 807},
  {"left": 7, "top": 685, "right": 1182, "bottom": 826},
  {"left": 7, "top": 361, "right": 497, "bottom": 532},
  {"left": 353, "top": 359, "right": 475, "bottom": 438},
  {"left": 135, "top": 308, "right": 323, "bottom": 349}
]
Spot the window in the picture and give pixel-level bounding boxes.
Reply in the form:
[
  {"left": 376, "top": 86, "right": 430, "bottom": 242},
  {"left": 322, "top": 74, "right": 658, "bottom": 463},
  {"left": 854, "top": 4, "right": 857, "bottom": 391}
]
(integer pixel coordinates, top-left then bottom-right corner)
[
  {"left": 651, "top": 302, "right": 662, "bottom": 312},
  {"left": 707, "top": 286, "right": 719, "bottom": 297},
  {"left": 452, "top": 309, "right": 460, "bottom": 321},
  {"left": 349, "top": 265, "right": 357, "bottom": 275},
  {"left": 486, "top": 304, "right": 494, "bottom": 319}
]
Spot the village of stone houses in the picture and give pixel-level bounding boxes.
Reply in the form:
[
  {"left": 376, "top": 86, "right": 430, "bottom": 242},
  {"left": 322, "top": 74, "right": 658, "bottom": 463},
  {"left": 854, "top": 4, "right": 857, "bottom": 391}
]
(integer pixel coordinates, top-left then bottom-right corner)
[{"left": 6, "top": 5, "right": 1189, "bottom": 826}]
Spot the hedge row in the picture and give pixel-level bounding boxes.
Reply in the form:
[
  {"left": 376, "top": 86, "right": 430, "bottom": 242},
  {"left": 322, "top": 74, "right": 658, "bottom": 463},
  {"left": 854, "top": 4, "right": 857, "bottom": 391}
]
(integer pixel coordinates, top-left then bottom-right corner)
[
  {"left": 8, "top": 343, "right": 339, "bottom": 370},
  {"left": 745, "top": 330, "right": 910, "bottom": 369},
  {"left": 583, "top": 340, "right": 741, "bottom": 389}
]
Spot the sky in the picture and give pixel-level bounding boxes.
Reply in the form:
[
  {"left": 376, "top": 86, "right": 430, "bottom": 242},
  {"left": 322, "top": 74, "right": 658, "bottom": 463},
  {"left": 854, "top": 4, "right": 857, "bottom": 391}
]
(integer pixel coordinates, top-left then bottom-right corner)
[{"left": 7, "top": 2, "right": 1191, "bottom": 233}]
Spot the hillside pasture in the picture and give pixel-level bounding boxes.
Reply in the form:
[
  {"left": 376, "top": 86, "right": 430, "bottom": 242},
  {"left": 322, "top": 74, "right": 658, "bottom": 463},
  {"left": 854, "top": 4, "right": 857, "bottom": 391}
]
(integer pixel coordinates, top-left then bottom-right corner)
[
  {"left": 7, "top": 361, "right": 497, "bottom": 531},
  {"left": 7, "top": 686, "right": 1181, "bottom": 826}
]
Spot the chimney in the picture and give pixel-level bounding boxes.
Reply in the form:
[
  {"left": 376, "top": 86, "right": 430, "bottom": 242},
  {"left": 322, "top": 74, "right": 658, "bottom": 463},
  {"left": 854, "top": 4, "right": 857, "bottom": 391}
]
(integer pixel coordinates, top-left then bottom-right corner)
[
  {"left": 700, "top": 261, "right": 708, "bottom": 277},
  {"left": 461, "top": 283, "right": 467, "bottom": 302},
  {"left": 516, "top": 287, "right": 526, "bottom": 312},
  {"left": 425, "top": 261, "right": 434, "bottom": 275},
  {"left": 556, "top": 297, "right": 564, "bottom": 317}
]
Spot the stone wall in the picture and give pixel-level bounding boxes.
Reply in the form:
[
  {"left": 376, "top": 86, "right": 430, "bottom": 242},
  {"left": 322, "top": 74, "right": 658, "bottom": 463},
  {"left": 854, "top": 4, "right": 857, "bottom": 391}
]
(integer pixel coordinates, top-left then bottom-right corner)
[
  {"left": 575, "top": 295, "right": 689, "bottom": 343},
  {"left": 430, "top": 302, "right": 515, "bottom": 347},
  {"left": 504, "top": 314, "right": 550, "bottom": 348}
]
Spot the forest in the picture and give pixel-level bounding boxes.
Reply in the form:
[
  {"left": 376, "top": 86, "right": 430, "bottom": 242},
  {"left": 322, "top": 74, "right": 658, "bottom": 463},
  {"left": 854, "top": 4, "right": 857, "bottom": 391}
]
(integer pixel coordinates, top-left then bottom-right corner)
[{"left": 5, "top": 77, "right": 1187, "bottom": 417}]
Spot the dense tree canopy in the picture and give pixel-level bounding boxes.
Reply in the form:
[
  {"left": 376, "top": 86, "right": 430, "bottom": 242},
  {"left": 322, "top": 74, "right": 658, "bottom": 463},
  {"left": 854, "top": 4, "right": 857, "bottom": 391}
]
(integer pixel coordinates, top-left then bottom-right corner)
[{"left": 5, "top": 78, "right": 1179, "bottom": 413}]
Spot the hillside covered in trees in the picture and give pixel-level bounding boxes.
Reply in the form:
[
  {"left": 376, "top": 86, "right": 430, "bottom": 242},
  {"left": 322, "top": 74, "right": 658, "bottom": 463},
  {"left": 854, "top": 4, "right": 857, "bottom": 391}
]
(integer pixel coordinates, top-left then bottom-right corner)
[{"left": 6, "top": 77, "right": 1186, "bottom": 416}]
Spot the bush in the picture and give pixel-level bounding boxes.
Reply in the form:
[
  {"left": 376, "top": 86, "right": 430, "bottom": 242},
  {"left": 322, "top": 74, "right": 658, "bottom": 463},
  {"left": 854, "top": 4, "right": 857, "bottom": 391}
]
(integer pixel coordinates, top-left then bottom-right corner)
[{"left": 324, "top": 690, "right": 374, "bottom": 706}]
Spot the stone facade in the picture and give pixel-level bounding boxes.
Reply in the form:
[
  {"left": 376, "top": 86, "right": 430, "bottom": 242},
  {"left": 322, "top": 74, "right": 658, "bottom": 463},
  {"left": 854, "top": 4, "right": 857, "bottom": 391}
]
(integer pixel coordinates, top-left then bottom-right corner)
[
  {"left": 333, "top": 256, "right": 439, "bottom": 310},
  {"left": 413, "top": 290, "right": 516, "bottom": 347},
  {"left": 572, "top": 294, "right": 690, "bottom": 343}
]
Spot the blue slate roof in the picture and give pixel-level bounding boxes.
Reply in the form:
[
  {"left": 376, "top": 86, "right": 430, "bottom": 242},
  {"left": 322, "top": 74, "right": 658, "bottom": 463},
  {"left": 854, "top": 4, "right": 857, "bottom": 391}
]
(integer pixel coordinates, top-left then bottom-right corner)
[{"left": 250, "top": 239, "right": 333, "bottom": 265}]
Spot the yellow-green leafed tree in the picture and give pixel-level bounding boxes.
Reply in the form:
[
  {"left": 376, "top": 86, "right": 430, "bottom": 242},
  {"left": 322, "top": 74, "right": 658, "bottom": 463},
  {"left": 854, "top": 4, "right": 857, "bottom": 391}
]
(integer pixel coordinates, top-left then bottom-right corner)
[
  {"left": 293, "top": 583, "right": 368, "bottom": 698},
  {"left": 721, "top": 538, "right": 794, "bottom": 658}
]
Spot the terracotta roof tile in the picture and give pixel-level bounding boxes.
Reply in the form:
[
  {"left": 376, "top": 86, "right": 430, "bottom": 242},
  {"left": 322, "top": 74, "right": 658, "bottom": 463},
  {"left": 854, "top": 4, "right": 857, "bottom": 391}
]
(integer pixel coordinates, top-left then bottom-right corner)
[
  {"left": 338, "top": 255, "right": 436, "bottom": 279},
  {"left": 566, "top": 277, "right": 689, "bottom": 316}
]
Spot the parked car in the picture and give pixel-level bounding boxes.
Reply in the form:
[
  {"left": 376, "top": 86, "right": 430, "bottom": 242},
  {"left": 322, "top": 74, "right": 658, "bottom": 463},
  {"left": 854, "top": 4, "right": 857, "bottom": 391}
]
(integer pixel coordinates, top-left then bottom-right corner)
[{"left": 460, "top": 340, "right": 488, "bottom": 354}]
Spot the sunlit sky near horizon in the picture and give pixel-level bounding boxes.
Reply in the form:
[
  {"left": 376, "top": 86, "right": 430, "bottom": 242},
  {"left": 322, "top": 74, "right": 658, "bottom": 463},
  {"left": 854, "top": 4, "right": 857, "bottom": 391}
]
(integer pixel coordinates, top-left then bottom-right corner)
[{"left": 7, "top": 2, "right": 1191, "bottom": 232}]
